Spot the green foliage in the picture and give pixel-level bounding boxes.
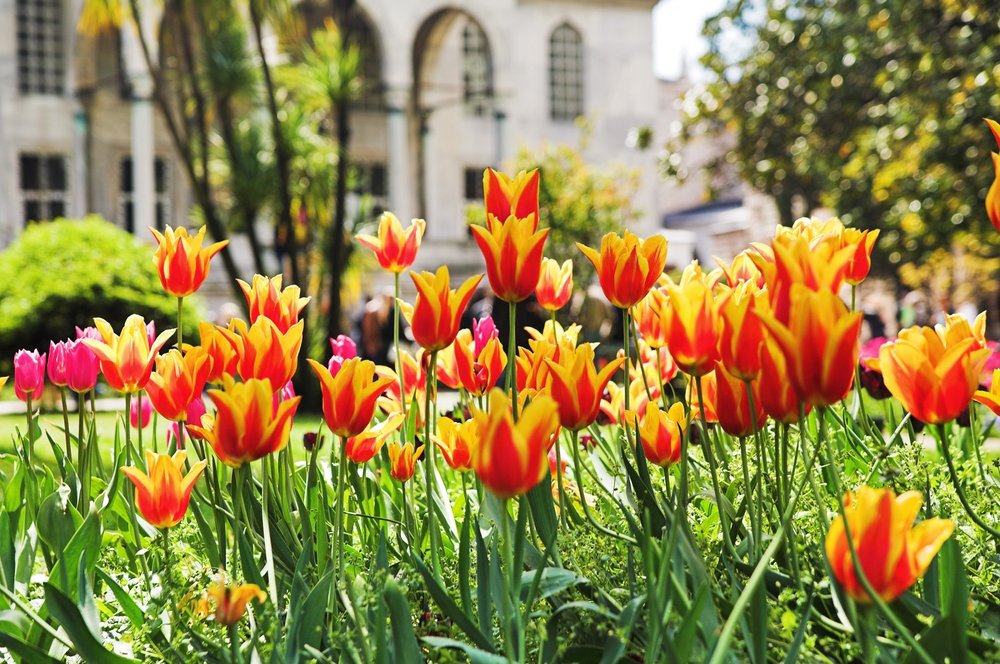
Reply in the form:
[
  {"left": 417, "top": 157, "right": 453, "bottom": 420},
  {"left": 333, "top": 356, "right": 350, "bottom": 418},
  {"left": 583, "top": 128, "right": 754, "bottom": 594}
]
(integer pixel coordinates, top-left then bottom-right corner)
[
  {"left": 678, "top": 0, "right": 1000, "bottom": 273},
  {"left": 0, "top": 217, "right": 200, "bottom": 370}
]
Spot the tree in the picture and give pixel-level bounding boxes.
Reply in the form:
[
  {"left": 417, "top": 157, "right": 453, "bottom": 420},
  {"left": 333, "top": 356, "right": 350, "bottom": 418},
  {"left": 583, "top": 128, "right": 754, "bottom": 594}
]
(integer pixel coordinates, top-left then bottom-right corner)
[{"left": 676, "top": 0, "right": 1000, "bottom": 276}]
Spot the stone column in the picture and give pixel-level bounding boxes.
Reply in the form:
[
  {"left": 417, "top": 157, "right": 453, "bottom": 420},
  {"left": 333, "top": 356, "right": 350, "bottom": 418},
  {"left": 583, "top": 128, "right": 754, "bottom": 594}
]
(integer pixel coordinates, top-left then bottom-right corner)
[
  {"left": 385, "top": 86, "right": 413, "bottom": 221},
  {"left": 121, "top": 0, "right": 157, "bottom": 234}
]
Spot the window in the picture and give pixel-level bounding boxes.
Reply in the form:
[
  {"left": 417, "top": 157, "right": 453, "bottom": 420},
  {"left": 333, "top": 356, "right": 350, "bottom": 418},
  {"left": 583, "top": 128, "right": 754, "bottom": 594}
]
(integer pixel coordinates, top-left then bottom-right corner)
[
  {"left": 549, "top": 23, "right": 584, "bottom": 121},
  {"left": 120, "top": 157, "right": 171, "bottom": 233},
  {"left": 20, "top": 154, "right": 68, "bottom": 224},
  {"left": 462, "top": 22, "right": 492, "bottom": 116},
  {"left": 16, "top": 0, "right": 65, "bottom": 95},
  {"left": 352, "top": 162, "right": 387, "bottom": 200},
  {"left": 464, "top": 168, "right": 487, "bottom": 202}
]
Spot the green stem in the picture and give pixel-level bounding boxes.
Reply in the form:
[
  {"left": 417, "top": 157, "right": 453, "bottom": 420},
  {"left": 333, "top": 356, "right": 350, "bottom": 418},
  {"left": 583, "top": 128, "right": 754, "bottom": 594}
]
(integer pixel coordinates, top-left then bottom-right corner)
[
  {"left": 261, "top": 458, "right": 280, "bottom": 615},
  {"left": 231, "top": 466, "right": 244, "bottom": 579},
  {"left": 937, "top": 423, "right": 1000, "bottom": 539},
  {"left": 60, "top": 388, "right": 71, "bottom": 466},
  {"left": 570, "top": 429, "right": 636, "bottom": 544},
  {"left": 425, "top": 351, "right": 442, "bottom": 577},
  {"left": 507, "top": 300, "right": 518, "bottom": 420},
  {"left": 25, "top": 394, "right": 34, "bottom": 470},
  {"left": 394, "top": 273, "right": 407, "bottom": 433},
  {"left": 177, "top": 296, "right": 184, "bottom": 349},
  {"left": 696, "top": 375, "right": 735, "bottom": 561},
  {"left": 124, "top": 392, "right": 151, "bottom": 592},
  {"left": 77, "top": 394, "right": 89, "bottom": 512},
  {"left": 228, "top": 622, "right": 242, "bottom": 664},
  {"left": 334, "top": 437, "right": 348, "bottom": 591},
  {"left": 499, "top": 498, "right": 516, "bottom": 663}
]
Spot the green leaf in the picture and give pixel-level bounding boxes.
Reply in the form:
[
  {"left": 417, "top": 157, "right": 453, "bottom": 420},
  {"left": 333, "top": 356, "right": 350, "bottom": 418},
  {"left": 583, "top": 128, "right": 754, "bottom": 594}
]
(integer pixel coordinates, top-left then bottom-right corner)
[
  {"left": 43, "top": 583, "right": 136, "bottom": 664},
  {"left": 383, "top": 578, "right": 423, "bottom": 664},
  {"left": 422, "top": 637, "right": 507, "bottom": 664},
  {"left": 412, "top": 554, "right": 494, "bottom": 652},
  {"left": 49, "top": 509, "right": 102, "bottom": 600},
  {"left": 518, "top": 567, "right": 583, "bottom": 602},
  {"left": 285, "top": 570, "right": 332, "bottom": 661},
  {"left": 782, "top": 591, "right": 814, "bottom": 664},
  {"left": 36, "top": 486, "right": 83, "bottom": 558},
  {"left": 95, "top": 569, "right": 145, "bottom": 629},
  {"left": 0, "top": 631, "right": 63, "bottom": 663}
]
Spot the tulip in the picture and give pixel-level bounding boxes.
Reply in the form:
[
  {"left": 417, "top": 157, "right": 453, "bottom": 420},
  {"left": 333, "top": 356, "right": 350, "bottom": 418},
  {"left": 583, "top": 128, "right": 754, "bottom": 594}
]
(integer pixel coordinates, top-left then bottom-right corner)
[
  {"left": 405, "top": 267, "right": 482, "bottom": 352},
  {"left": 840, "top": 227, "right": 880, "bottom": 286},
  {"left": 150, "top": 225, "right": 228, "bottom": 298},
  {"left": 237, "top": 274, "right": 310, "bottom": 334},
  {"left": 387, "top": 440, "right": 424, "bottom": 482},
  {"left": 526, "top": 320, "right": 581, "bottom": 347},
  {"left": 82, "top": 315, "right": 174, "bottom": 393},
  {"left": 974, "top": 369, "right": 1000, "bottom": 416},
  {"left": 535, "top": 258, "right": 573, "bottom": 311},
  {"left": 718, "top": 281, "right": 766, "bottom": 381},
  {"left": 145, "top": 348, "right": 211, "bottom": 421},
  {"left": 873, "top": 325, "right": 991, "bottom": 424},
  {"left": 471, "top": 213, "right": 550, "bottom": 303},
  {"left": 14, "top": 349, "right": 46, "bottom": 402},
  {"left": 757, "top": 338, "right": 809, "bottom": 423},
  {"left": 188, "top": 377, "right": 300, "bottom": 467},
  {"left": 714, "top": 363, "right": 767, "bottom": 437},
  {"left": 544, "top": 344, "right": 624, "bottom": 430},
  {"left": 471, "top": 390, "right": 560, "bottom": 498},
  {"left": 167, "top": 398, "right": 208, "bottom": 448},
  {"left": 75, "top": 325, "right": 101, "bottom": 342},
  {"left": 344, "top": 413, "right": 404, "bottom": 463},
  {"left": 825, "top": 486, "right": 954, "bottom": 603},
  {"left": 62, "top": 340, "right": 100, "bottom": 393},
  {"left": 716, "top": 250, "right": 766, "bottom": 289},
  {"left": 0, "top": 377, "right": 7, "bottom": 392},
  {"left": 600, "top": 377, "right": 652, "bottom": 425},
  {"left": 765, "top": 232, "right": 854, "bottom": 325},
  {"left": 635, "top": 287, "right": 670, "bottom": 349},
  {"left": 629, "top": 401, "right": 685, "bottom": 467},
  {"left": 309, "top": 358, "right": 394, "bottom": 438},
  {"left": 662, "top": 262, "right": 722, "bottom": 377},
  {"left": 205, "top": 581, "right": 267, "bottom": 626},
  {"left": 454, "top": 329, "right": 507, "bottom": 397},
  {"left": 473, "top": 316, "right": 498, "bottom": 354},
  {"left": 120, "top": 450, "right": 206, "bottom": 528},
  {"left": 222, "top": 317, "right": 303, "bottom": 389},
  {"left": 858, "top": 337, "right": 892, "bottom": 400},
  {"left": 686, "top": 370, "right": 718, "bottom": 424},
  {"left": 355, "top": 212, "right": 427, "bottom": 273},
  {"left": 130, "top": 396, "right": 153, "bottom": 429},
  {"left": 986, "top": 118, "right": 1000, "bottom": 233},
  {"left": 756, "top": 285, "right": 862, "bottom": 407},
  {"left": 484, "top": 168, "right": 540, "bottom": 223},
  {"left": 195, "top": 322, "right": 239, "bottom": 384},
  {"left": 435, "top": 416, "right": 478, "bottom": 471},
  {"left": 377, "top": 349, "right": 426, "bottom": 408},
  {"left": 47, "top": 340, "right": 72, "bottom": 387},
  {"left": 577, "top": 231, "right": 668, "bottom": 309}
]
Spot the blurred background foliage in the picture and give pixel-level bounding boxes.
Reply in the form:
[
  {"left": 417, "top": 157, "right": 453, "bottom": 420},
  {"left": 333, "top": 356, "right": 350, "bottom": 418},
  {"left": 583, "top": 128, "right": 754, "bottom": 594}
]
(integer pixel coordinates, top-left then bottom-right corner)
[{"left": 672, "top": 0, "right": 1000, "bottom": 284}]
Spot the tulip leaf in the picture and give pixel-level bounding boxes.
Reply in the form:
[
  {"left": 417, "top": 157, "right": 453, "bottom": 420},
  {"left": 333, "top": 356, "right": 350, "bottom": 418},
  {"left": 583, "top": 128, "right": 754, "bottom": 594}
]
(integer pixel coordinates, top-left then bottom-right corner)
[
  {"left": 383, "top": 577, "right": 424, "bottom": 663},
  {"left": 458, "top": 495, "right": 473, "bottom": 613},
  {"left": 95, "top": 568, "right": 145, "bottom": 629},
  {"left": 474, "top": 517, "right": 494, "bottom": 645},
  {"left": 37, "top": 486, "right": 83, "bottom": 559},
  {"left": 43, "top": 582, "right": 136, "bottom": 664},
  {"left": 524, "top": 480, "right": 559, "bottom": 566},
  {"left": 0, "top": 631, "right": 63, "bottom": 664},
  {"left": 600, "top": 594, "right": 644, "bottom": 664},
  {"left": 412, "top": 554, "right": 494, "bottom": 652},
  {"left": 422, "top": 637, "right": 507, "bottom": 664},
  {"left": 781, "top": 590, "right": 815, "bottom": 664},
  {"left": 518, "top": 567, "right": 583, "bottom": 603},
  {"left": 286, "top": 570, "right": 332, "bottom": 661},
  {"left": 188, "top": 499, "right": 222, "bottom": 569},
  {"left": 48, "top": 509, "right": 102, "bottom": 600}
]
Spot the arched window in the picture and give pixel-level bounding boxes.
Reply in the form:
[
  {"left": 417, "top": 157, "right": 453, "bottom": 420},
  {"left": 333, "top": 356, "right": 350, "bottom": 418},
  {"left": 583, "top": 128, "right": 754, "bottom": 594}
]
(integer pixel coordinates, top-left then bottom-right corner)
[
  {"left": 462, "top": 21, "right": 492, "bottom": 116},
  {"left": 549, "top": 23, "right": 583, "bottom": 121}
]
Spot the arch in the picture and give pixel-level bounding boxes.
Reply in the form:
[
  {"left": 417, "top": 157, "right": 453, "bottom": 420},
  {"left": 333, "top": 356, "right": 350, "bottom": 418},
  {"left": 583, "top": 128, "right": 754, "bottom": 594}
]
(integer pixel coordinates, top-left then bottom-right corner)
[{"left": 548, "top": 21, "right": 584, "bottom": 121}]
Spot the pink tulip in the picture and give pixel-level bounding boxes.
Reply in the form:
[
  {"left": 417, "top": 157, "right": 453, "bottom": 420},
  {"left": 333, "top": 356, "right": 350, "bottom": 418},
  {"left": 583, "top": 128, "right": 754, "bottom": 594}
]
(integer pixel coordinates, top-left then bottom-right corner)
[
  {"left": 65, "top": 340, "right": 100, "bottom": 393},
  {"left": 130, "top": 395, "right": 153, "bottom": 429},
  {"left": 48, "top": 340, "right": 71, "bottom": 387},
  {"left": 168, "top": 398, "right": 209, "bottom": 448},
  {"left": 75, "top": 325, "right": 102, "bottom": 342},
  {"left": 473, "top": 316, "right": 498, "bottom": 356},
  {"left": 14, "top": 350, "right": 46, "bottom": 402},
  {"left": 329, "top": 335, "right": 358, "bottom": 360}
]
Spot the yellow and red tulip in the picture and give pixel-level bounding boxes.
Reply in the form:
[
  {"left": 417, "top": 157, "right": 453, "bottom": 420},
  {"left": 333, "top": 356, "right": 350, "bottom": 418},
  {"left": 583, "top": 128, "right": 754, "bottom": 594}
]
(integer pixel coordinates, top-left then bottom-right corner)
[
  {"left": 223, "top": 317, "right": 303, "bottom": 389},
  {"left": 974, "top": 368, "right": 1000, "bottom": 416},
  {"left": 435, "top": 416, "right": 478, "bottom": 471},
  {"left": 454, "top": 329, "right": 507, "bottom": 397},
  {"left": 544, "top": 344, "right": 624, "bottom": 431},
  {"left": 387, "top": 440, "right": 424, "bottom": 482},
  {"left": 471, "top": 390, "right": 560, "bottom": 499},
  {"left": 535, "top": 258, "right": 573, "bottom": 311},
  {"left": 825, "top": 486, "right": 954, "bottom": 603},
  {"left": 188, "top": 377, "right": 300, "bottom": 467},
  {"left": 355, "top": 213, "right": 427, "bottom": 273},
  {"left": 150, "top": 225, "right": 228, "bottom": 298},
  {"left": 718, "top": 281, "right": 766, "bottom": 381},
  {"left": 629, "top": 401, "right": 685, "bottom": 467},
  {"left": 204, "top": 580, "right": 267, "bottom": 626},
  {"left": 577, "top": 231, "right": 668, "bottom": 309},
  {"left": 635, "top": 287, "right": 670, "bottom": 349},
  {"left": 145, "top": 347, "right": 211, "bottom": 421},
  {"left": 663, "top": 262, "right": 722, "bottom": 377},
  {"left": 237, "top": 274, "right": 309, "bottom": 334},
  {"left": 197, "top": 321, "right": 239, "bottom": 384},
  {"left": 873, "top": 325, "right": 991, "bottom": 424},
  {"left": 686, "top": 370, "right": 719, "bottom": 423},
  {"left": 309, "top": 357, "right": 394, "bottom": 438},
  {"left": 121, "top": 450, "right": 206, "bottom": 529},
  {"left": 839, "top": 227, "right": 880, "bottom": 286},
  {"left": 483, "top": 168, "right": 540, "bottom": 223},
  {"left": 985, "top": 118, "right": 1000, "bottom": 233},
  {"left": 713, "top": 362, "right": 767, "bottom": 437},
  {"left": 757, "top": 338, "right": 810, "bottom": 423},
  {"left": 83, "top": 315, "right": 174, "bottom": 393},
  {"left": 344, "top": 413, "right": 404, "bottom": 464},
  {"left": 471, "top": 214, "right": 550, "bottom": 303},
  {"left": 406, "top": 267, "right": 482, "bottom": 352},
  {"left": 756, "top": 285, "right": 862, "bottom": 407}
]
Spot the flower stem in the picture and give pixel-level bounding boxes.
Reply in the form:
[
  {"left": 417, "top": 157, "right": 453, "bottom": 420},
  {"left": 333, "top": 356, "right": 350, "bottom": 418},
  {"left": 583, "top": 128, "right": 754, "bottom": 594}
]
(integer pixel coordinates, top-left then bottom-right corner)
[
  {"left": 177, "top": 296, "right": 184, "bottom": 349},
  {"left": 261, "top": 458, "right": 280, "bottom": 615},
  {"left": 507, "top": 300, "right": 518, "bottom": 420},
  {"left": 394, "top": 273, "right": 406, "bottom": 432},
  {"left": 425, "top": 351, "right": 442, "bottom": 577},
  {"left": 937, "top": 423, "right": 1000, "bottom": 540},
  {"left": 499, "top": 497, "right": 515, "bottom": 663},
  {"left": 59, "top": 388, "right": 71, "bottom": 466}
]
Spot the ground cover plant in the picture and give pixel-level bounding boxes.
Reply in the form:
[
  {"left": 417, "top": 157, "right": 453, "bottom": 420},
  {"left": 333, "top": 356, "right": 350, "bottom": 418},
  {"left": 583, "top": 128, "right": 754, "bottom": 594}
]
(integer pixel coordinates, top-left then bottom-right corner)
[{"left": 0, "top": 154, "right": 999, "bottom": 663}]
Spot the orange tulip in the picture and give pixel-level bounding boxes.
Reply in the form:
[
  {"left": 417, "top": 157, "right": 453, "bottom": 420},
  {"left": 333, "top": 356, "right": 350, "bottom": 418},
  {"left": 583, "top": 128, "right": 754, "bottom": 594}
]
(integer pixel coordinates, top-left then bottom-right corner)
[
  {"left": 145, "top": 347, "right": 211, "bottom": 421},
  {"left": 686, "top": 371, "right": 718, "bottom": 423},
  {"left": 825, "top": 486, "right": 954, "bottom": 603},
  {"left": 663, "top": 262, "right": 722, "bottom": 377},
  {"left": 377, "top": 349, "right": 425, "bottom": 407},
  {"left": 757, "top": 338, "right": 810, "bottom": 423},
  {"left": 196, "top": 321, "right": 238, "bottom": 384},
  {"left": 629, "top": 401, "right": 685, "bottom": 467},
  {"left": 406, "top": 267, "right": 482, "bottom": 352},
  {"left": 344, "top": 413, "right": 404, "bottom": 464},
  {"left": 974, "top": 368, "right": 1000, "bottom": 416},
  {"left": 121, "top": 450, "right": 206, "bottom": 529},
  {"left": 223, "top": 318, "right": 303, "bottom": 389},
  {"left": 873, "top": 325, "right": 991, "bottom": 424},
  {"left": 188, "top": 377, "right": 300, "bottom": 467},
  {"left": 840, "top": 227, "right": 880, "bottom": 286},
  {"left": 635, "top": 287, "right": 670, "bottom": 349},
  {"left": 716, "top": 250, "right": 765, "bottom": 289},
  {"left": 150, "top": 225, "right": 228, "bottom": 298},
  {"left": 985, "top": 118, "right": 1000, "bottom": 233},
  {"left": 471, "top": 390, "right": 560, "bottom": 498},
  {"left": 713, "top": 363, "right": 767, "bottom": 437},
  {"left": 718, "top": 281, "right": 766, "bottom": 381},
  {"left": 577, "top": 231, "right": 668, "bottom": 309},
  {"left": 309, "top": 358, "right": 394, "bottom": 438},
  {"left": 766, "top": 232, "right": 854, "bottom": 325},
  {"left": 237, "top": 274, "right": 309, "bottom": 334},
  {"left": 483, "top": 168, "right": 539, "bottom": 223},
  {"left": 205, "top": 581, "right": 267, "bottom": 626},
  {"left": 454, "top": 329, "right": 507, "bottom": 397},
  {"left": 544, "top": 344, "right": 624, "bottom": 430},
  {"left": 600, "top": 377, "right": 653, "bottom": 425},
  {"left": 756, "top": 285, "right": 862, "bottom": 407},
  {"left": 526, "top": 320, "right": 581, "bottom": 347},
  {"left": 535, "top": 258, "right": 573, "bottom": 311},
  {"left": 387, "top": 440, "right": 424, "bottom": 482},
  {"left": 435, "top": 416, "right": 478, "bottom": 471},
  {"left": 82, "top": 315, "right": 174, "bottom": 393},
  {"left": 355, "top": 213, "right": 427, "bottom": 274},
  {"left": 471, "top": 213, "right": 549, "bottom": 303}
]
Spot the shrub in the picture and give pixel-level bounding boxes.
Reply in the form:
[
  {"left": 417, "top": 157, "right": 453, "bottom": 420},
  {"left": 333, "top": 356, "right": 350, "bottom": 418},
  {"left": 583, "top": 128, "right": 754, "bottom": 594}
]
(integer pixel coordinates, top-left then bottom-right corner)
[{"left": 0, "top": 216, "right": 202, "bottom": 373}]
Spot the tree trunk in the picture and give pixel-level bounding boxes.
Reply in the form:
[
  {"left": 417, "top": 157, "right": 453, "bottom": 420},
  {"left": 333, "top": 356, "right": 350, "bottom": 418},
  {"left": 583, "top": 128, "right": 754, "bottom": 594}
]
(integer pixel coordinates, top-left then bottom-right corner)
[{"left": 217, "top": 96, "right": 266, "bottom": 275}]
